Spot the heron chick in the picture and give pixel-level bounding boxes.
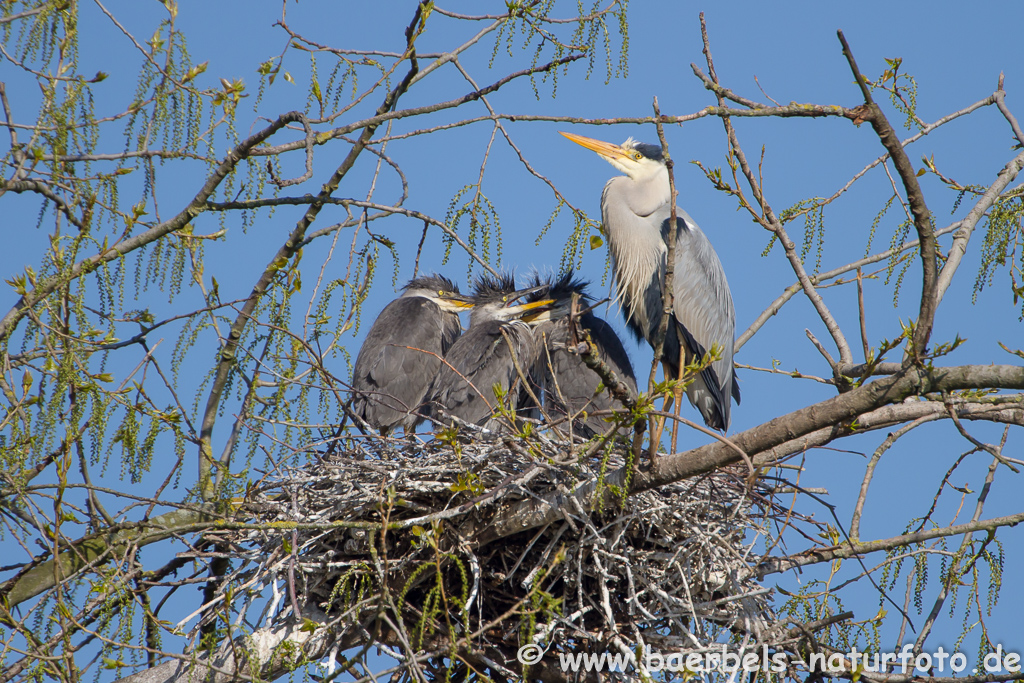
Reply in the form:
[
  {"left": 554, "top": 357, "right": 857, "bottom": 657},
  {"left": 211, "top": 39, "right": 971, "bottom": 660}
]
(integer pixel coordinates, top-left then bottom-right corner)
[
  {"left": 526, "top": 271, "right": 638, "bottom": 438},
  {"left": 351, "top": 274, "right": 474, "bottom": 435},
  {"left": 426, "top": 274, "right": 553, "bottom": 431},
  {"left": 561, "top": 132, "right": 740, "bottom": 431}
]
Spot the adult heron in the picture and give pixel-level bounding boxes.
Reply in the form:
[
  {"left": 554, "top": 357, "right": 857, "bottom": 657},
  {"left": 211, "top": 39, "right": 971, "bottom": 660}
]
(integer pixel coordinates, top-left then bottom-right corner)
[
  {"left": 351, "top": 274, "right": 474, "bottom": 434},
  {"left": 426, "top": 274, "right": 553, "bottom": 431},
  {"left": 526, "top": 272, "right": 638, "bottom": 438},
  {"left": 560, "top": 132, "right": 740, "bottom": 431}
]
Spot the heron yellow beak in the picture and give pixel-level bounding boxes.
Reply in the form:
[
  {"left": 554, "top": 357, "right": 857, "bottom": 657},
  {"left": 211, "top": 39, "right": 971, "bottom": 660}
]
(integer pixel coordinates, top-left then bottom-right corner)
[
  {"left": 516, "top": 298, "right": 556, "bottom": 322},
  {"left": 437, "top": 295, "right": 475, "bottom": 312},
  {"left": 559, "top": 131, "right": 631, "bottom": 162},
  {"left": 518, "top": 298, "right": 555, "bottom": 311}
]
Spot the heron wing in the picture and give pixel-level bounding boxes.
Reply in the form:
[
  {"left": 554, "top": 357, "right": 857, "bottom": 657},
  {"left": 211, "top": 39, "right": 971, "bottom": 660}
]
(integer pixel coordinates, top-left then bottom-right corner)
[
  {"left": 600, "top": 173, "right": 739, "bottom": 430},
  {"left": 664, "top": 208, "right": 737, "bottom": 429},
  {"left": 428, "top": 321, "right": 513, "bottom": 425},
  {"left": 585, "top": 313, "right": 639, "bottom": 397},
  {"left": 352, "top": 297, "right": 448, "bottom": 429},
  {"left": 537, "top": 314, "right": 637, "bottom": 437}
]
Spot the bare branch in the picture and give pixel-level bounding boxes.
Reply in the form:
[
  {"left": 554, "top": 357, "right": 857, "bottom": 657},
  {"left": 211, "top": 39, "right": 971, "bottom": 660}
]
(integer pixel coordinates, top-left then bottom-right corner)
[
  {"left": 737, "top": 223, "right": 961, "bottom": 351},
  {"left": 838, "top": 30, "right": 938, "bottom": 362},
  {"left": 199, "top": 14, "right": 424, "bottom": 498},
  {"left": 0, "top": 7, "right": 43, "bottom": 25},
  {"left": 700, "top": 17, "right": 854, "bottom": 367}
]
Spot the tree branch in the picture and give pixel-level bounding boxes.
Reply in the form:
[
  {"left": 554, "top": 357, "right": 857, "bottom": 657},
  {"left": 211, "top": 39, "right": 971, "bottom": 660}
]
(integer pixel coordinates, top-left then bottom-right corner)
[
  {"left": 838, "top": 30, "right": 938, "bottom": 362},
  {"left": 0, "top": 111, "right": 306, "bottom": 342},
  {"left": 0, "top": 507, "right": 213, "bottom": 608},
  {"left": 737, "top": 222, "right": 961, "bottom": 352},
  {"left": 698, "top": 16, "right": 854, "bottom": 368},
  {"left": 198, "top": 15, "right": 424, "bottom": 499},
  {"left": 934, "top": 146, "right": 1024, "bottom": 304},
  {"left": 469, "top": 364, "right": 1024, "bottom": 545},
  {"left": 752, "top": 509, "right": 1024, "bottom": 579}
]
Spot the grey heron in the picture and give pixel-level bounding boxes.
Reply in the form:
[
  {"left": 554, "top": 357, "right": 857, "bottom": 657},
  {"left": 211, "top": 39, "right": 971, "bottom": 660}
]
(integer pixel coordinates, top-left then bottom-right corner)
[
  {"left": 526, "top": 272, "right": 638, "bottom": 438},
  {"left": 561, "top": 132, "right": 740, "bottom": 431},
  {"left": 426, "top": 274, "right": 553, "bottom": 431},
  {"left": 351, "top": 274, "right": 474, "bottom": 434}
]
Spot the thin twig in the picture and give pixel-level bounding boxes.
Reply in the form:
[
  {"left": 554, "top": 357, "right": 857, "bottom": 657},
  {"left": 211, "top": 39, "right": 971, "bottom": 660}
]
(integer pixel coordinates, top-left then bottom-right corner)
[{"left": 648, "top": 97, "right": 678, "bottom": 463}]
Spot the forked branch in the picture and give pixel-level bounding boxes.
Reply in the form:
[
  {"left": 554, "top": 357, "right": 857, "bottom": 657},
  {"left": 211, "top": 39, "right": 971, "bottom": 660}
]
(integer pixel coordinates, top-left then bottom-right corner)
[{"left": 838, "top": 30, "right": 938, "bottom": 362}]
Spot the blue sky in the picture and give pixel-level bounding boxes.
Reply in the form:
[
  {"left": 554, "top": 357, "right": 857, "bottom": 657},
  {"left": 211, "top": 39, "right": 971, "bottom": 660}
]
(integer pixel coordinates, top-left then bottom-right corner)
[{"left": 3, "top": 0, "right": 1023, "bottom": 676}]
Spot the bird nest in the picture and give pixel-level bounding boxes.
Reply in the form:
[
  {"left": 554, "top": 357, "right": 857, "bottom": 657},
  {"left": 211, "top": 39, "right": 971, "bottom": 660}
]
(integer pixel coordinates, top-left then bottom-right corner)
[{"left": 219, "top": 432, "right": 780, "bottom": 677}]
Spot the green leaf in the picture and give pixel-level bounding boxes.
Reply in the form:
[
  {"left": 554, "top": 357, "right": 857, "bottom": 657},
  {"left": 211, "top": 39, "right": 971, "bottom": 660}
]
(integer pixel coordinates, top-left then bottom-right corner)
[
  {"left": 182, "top": 61, "right": 208, "bottom": 83},
  {"left": 589, "top": 234, "right": 604, "bottom": 249}
]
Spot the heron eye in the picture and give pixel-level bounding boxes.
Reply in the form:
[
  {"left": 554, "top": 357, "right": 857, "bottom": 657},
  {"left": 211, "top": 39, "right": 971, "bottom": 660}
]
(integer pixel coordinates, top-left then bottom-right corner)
[
  {"left": 633, "top": 151, "right": 643, "bottom": 160},
  {"left": 438, "top": 290, "right": 444, "bottom": 296}
]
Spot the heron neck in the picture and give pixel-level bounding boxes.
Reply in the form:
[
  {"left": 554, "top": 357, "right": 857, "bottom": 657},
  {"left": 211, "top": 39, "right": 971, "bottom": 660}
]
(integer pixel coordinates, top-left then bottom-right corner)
[
  {"left": 626, "top": 164, "right": 670, "bottom": 216},
  {"left": 601, "top": 168, "right": 671, "bottom": 329}
]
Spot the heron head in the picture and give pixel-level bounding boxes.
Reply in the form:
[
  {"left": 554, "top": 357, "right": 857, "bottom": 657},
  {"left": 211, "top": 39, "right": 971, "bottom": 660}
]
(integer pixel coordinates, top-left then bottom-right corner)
[
  {"left": 521, "top": 270, "right": 591, "bottom": 322},
  {"left": 469, "top": 273, "right": 554, "bottom": 324},
  {"left": 513, "top": 295, "right": 558, "bottom": 323},
  {"left": 403, "top": 274, "right": 475, "bottom": 311},
  {"left": 560, "top": 131, "right": 665, "bottom": 182},
  {"left": 527, "top": 270, "right": 590, "bottom": 303}
]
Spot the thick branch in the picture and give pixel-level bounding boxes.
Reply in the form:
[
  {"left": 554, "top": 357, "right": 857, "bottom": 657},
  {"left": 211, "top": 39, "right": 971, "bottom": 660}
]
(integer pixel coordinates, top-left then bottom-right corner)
[
  {"left": 756, "top": 395, "right": 1023, "bottom": 463},
  {"left": 0, "top": 507, "right": 213, "bottom": 608},
  {"left": 470, "top": 364, "right": 1024, "bottom": 545},
  {"left": 640, "top": 364, "right": 1024, "bottom": 489},
  {"left": 113, "top": 606, "right": 341, "bottom": 683},
  {"left": 838, "top": 31, "right": 937, "bottom": 361}
]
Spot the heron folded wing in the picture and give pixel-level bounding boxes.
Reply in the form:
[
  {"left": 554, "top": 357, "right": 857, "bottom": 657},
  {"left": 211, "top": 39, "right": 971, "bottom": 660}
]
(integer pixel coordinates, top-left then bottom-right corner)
[{"left": 354, "top": 296, "right": 449, "bottom": 428}]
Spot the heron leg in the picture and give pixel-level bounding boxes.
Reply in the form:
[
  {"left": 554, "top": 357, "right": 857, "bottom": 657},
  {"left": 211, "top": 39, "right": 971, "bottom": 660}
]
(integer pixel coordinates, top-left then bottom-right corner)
[
  {"left": 669, "top": 357, "right": 686, "bottom": 452},
  {"left": 649, "top": 361, "right": 676, "bottom": 457}
]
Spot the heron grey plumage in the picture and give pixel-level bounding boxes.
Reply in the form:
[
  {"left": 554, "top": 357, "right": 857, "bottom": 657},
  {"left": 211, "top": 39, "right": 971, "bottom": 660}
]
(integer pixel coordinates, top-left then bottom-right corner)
[
  {"left": 426, "top": 274, "right": 553, "bottom": 431},
  {"left": 561, "top": 132, "right": 740, "bottom": 431},
  {"left": 526, "top": 272, "right": 638, "bottom": 438},
  {"left": 351, "top": 274, "right": 474, "bottom": 434}
]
